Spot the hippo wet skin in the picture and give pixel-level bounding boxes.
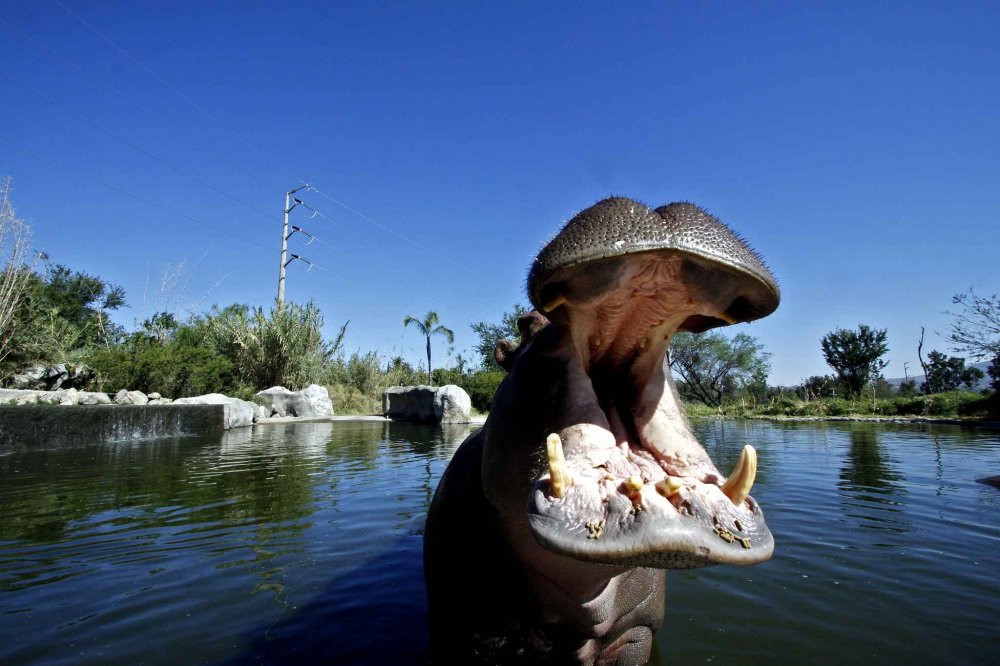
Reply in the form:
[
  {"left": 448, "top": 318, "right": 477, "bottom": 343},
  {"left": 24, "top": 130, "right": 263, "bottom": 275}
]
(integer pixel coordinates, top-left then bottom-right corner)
[{"left": 424, "top": 197, "right": 780, "bottom": 664}]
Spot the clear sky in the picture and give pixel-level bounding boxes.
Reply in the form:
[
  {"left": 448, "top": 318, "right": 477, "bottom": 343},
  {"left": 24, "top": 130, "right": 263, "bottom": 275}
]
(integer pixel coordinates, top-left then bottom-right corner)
[{"left": 1, "top": 1, "right": 997, "bottom": 386}]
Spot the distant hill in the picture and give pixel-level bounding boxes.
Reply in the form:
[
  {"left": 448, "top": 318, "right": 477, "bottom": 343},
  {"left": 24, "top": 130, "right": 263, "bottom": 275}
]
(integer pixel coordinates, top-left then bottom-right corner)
[{"left": 885, "top": 360, "right": 992, "bottom": 391}]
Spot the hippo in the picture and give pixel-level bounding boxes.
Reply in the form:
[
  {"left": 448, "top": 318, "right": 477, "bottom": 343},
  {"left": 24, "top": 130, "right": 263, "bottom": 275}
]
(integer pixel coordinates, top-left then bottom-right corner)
[{"left": 424, "top": 197, "right": 780, "bottom": 664}]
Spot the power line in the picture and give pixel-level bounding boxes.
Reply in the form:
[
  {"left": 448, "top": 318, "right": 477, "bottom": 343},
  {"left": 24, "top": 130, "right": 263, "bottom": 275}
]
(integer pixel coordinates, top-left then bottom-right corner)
[
  {"left": 0, "top": 138, "right": 274, "bottom": 254},
  {"left": 48, "top": 1, "right": 517, "bottom": 321},
  {"left": 51, "top": 1, "right": 500, "bottom": 292},
  {"left": 303, "top": 183, "right": 497, "bottom": 283},
  {"left": 1, "top": 70, "right": 286, "bottom": 227},
  {"left": 54, "top": 0, "right": 284, "bottom": 173},
  {"left": 0, "top": 17, "right": 278, "bottom": 190}
]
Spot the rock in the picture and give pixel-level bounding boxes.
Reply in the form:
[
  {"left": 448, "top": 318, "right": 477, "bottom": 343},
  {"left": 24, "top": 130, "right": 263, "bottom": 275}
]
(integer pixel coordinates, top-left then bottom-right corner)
[
  {"left": 16, "top": 394, "right": 38, "bottom": 405},
  {"left": 255, "top": 404, "right": 269, "bottom": 421},
  {"left": 78, "top": 391, "right": 111, "bottom": 405},
  {"left": 435, "top": 384, "right": 472, "bottom": 423},
  {"left": 9, "top": 363, "right": 94, "bottom": 390},
  {"left": 384, "top": 385, "right": 437, "bottom": 422},
  {"left": 301, "top": 384, "right": 334, "bottom": 417},
  {"left": 383, "top": 385, "right": 472, "bottom": 424},
  {"left": 148, "top": 392, "right": 162, "bottom": 401},
  {"left": 58, "top": 388, "right": 80, "bottom": 406},
  {"left": 114, "top": 389, "right": 130, "bottom": 404},
  {"left": 254, "top": 384, "right": 334, "bottom": 419},
  {"left": 173, "top": 393, "right": 256, "bottom": 429},
  {"left": 12, "top": 366, "right": 47, "bottom": 390},
  {"left": 127, "top": 390, "right": 149, "bottom": 406}
]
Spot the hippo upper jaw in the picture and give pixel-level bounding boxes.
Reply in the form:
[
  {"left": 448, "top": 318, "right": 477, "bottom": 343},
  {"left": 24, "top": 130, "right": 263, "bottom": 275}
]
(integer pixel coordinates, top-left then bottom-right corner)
[{"left": 515, "top": 198, "right": 779, "bottom": 570}]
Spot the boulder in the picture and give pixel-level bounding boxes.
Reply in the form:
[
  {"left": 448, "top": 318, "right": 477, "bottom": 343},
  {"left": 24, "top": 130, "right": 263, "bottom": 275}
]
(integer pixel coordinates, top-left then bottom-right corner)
[
  {"left": 435, "top": 385, "right": 472, "bottom": 424},
  {"left": 11, "top": 366, "right": 47, "bottom": 390},
  {"left": 58, "top": 388, "right": 80, "bottom": 406},
  {"left": 383, "top": 385, "right": 472, "bottom": 424},
  {"left": 114, "top": 389, "right": 130, "bottom": 404},
  {"left": 254, "top": 384, "right": 334, "bottom": 418},
  {"left": 173, "top": 393, "right": 256, "bottom": 429},
  {"left": 78, "top": 391, "right": 112, "bottom": 405},
  {"left": 10, "top": 363, "right": 94, "bottom": 390},
  {"left": 127, "top": 390, "right": 149, "bottom": 406},
  {"left": 148, "top": 392, "right": 162, "bottom": 401}
]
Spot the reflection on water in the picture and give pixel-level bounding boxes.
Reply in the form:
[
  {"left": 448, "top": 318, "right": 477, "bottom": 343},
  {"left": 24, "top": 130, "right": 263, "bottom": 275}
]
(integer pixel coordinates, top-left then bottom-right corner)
[{"left": 1, "top": 419, "right": 998, "bottom": 665}]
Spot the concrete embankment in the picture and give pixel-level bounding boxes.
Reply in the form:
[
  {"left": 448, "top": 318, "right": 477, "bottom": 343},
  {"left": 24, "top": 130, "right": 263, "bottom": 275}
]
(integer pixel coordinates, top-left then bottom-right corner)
[{"left": 0, "top": 404, "right": 224, "bottom": 449}]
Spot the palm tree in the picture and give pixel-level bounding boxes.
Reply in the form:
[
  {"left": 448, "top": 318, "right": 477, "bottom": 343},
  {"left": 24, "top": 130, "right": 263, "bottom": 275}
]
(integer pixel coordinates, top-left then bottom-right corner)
[{"left": 403, "top": 311, "right": 455, "bottom": 385}]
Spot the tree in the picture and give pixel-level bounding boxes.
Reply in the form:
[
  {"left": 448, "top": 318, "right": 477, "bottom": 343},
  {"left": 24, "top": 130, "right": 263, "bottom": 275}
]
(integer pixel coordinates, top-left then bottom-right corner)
[
  {"left": 4, "top": 258, "right": 127, "bottom": 374},
  {"left": 470, "top": 303, "right": 530, "bottom": 370},
  {"left": 0, "top": 177, "right": 35, "bottom": 369},
  {"left": 947, "top": 289, "right": 1000, "bottom": 360},
  {"left": 820, "top": 324, "right": 889, "bottom": 397},
  {"left": 988, "top": 356, "right": 1000, "bottom": 392},
  {"left": 920, "top": 350, "right": 984, "bottom": 394},
  {"left": 403, "top": 310, "right": 454, "bottom": 384},
  {"left": 668, "top": 332, "right": 771, "bottom": 407},
  {"left": 897, "top": 378, "right": 919, "bottom": 397}
]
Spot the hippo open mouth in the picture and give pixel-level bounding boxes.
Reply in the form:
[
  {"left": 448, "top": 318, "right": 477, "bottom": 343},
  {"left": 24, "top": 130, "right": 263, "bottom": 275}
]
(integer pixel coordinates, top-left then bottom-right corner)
[{"left": 523, "top": 198, "right": 780, "bottom": 569}]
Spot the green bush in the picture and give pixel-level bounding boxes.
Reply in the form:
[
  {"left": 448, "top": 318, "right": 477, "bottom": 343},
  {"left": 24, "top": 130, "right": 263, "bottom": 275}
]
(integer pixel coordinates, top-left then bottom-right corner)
[
  {"left": 206, "top": 301, "right": 345, "bottom": 390},
  {"left": 463, "top": 370, "right": 506, "bottom": 413},
  {"left": 87, "top": 339, "right": 233, "bottom": 398}
]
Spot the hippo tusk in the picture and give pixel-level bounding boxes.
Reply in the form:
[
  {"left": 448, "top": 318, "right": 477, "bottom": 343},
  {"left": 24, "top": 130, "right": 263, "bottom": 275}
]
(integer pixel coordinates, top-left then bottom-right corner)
[
  {"left": 546, "top": 433, "right": 572, "bottom": 498},
  {"left": 716, "top": 311, "right": 738, "bottom": 325},
  {"left": 720, "top": 445, "right": 757, "bottom": 505},
  {"left": 541, "top": 293, "right": 567, "bottom": 312}
]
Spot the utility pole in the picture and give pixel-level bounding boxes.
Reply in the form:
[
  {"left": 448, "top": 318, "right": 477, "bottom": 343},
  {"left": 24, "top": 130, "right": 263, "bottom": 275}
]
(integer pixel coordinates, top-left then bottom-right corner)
[{"left": 278, "top": 184, "right": 311, "bottom": 307}]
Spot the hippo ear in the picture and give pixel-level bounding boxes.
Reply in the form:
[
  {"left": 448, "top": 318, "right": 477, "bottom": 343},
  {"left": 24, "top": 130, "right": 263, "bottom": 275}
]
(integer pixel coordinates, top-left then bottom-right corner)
[
  {"left": 517, "top": 311, "right": 550, "bottom": 341},
  {"left": 495, "top": 311, "right": 551, "bottom": 373},
  {"left": 494, "top": 339, "right": 518, "bottom": 372}
]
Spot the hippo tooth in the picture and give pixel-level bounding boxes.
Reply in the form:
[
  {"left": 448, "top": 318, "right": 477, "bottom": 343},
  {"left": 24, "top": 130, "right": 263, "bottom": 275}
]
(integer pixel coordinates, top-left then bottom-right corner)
[
  {"left": 541, "top": 293, "right": 567, "bottom": 312},
  {"left": 546, "top": 433, "right": 572, "bottom": 498},
  {"left": 720, "top": 445, "right": 757, "bottom": 505},
  {"left": 655, "top": 476, "right": 684, "bottom": 497},
  {"left": 624, "top": 475, "right": 643, "bottom": 496}
]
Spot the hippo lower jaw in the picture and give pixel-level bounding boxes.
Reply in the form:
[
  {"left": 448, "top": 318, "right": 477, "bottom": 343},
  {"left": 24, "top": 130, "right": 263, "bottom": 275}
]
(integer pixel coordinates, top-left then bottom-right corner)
[{"left": 526, "top": 250, "right": 774, "bottom": 569}]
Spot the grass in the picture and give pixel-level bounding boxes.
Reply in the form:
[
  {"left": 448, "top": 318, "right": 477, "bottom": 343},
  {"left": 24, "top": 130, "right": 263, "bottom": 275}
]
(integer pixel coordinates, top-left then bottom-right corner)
[{"left": 684, "top": 390, "right": 998, "bottom": 421}]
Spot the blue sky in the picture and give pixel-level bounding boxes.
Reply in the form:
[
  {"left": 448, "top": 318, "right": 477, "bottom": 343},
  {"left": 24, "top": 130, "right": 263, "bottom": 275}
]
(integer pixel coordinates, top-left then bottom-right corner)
[{"left": 1, "top": 1, "right": 997, "bottom": 385}]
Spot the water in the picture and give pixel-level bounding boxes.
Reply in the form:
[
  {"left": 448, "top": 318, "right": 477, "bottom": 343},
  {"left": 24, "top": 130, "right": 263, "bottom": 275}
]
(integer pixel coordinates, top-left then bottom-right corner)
[{"left": 1, "top": 420, "right": 998, "bottom": 664}]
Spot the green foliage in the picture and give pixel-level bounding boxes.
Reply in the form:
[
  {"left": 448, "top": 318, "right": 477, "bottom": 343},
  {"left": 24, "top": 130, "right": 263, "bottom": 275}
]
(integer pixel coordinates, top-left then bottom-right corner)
[
  {"left": 323, "top": 352, "right": 426, "bottom": 415},
  {"left": 88, "top": 336, "right": 234, "bottom": 397},
  {"left": 669, "top": 332, "right": 771, "bottom": 407},
  {"left": 920, "top": 350, "right": 984, "bottom": 394},
  {"left": 820, "top": 324, "right": 889, "bottom": 396},
  {"left": 470, "top": 303, "right": 530, "bottom": 371},
  {"left": 3, "top": 260, "right": 126, "bottom": 376},
  {"left": 207, "top": 301, "right": 346, "bottom": 390},
  {"left": 724, "top": 390, "right": 990, "bottom": 419},
  {"left": 988, "top": 356, "right": 1000, "bottom": 392},
  {"left": 432, "top": 366, "right": 505, "bottom": 412},
  {"left": 897, "top": 378, "right": 919, "bottom": 397}
]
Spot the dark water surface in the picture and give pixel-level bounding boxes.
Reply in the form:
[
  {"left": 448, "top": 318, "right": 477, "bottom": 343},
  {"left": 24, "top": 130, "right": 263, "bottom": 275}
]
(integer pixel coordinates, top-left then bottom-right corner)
[{"left": 1, "top": 420, "right": 998, "bottom": 664}]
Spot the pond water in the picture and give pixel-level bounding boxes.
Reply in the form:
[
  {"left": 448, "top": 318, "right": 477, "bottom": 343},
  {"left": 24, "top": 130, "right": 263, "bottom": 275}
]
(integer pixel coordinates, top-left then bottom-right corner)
[{"left": 1, "top": 419, "right": 998, "bottom": 665}]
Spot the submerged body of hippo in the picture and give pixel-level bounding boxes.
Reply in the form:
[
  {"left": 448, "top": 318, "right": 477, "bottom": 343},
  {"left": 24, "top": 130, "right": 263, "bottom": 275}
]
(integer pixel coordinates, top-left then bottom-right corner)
[{"left": 424, "top": 197, "right": 780, "bottom": 664}]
